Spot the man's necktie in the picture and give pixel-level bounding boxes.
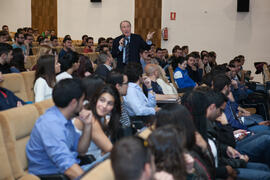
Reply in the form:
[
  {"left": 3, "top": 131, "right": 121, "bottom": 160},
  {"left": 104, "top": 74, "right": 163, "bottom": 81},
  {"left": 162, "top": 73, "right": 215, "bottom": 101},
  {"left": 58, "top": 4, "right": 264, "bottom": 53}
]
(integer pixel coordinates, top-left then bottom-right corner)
[{"left": 124, "top": 38, "right": 130, "bottom": 64}]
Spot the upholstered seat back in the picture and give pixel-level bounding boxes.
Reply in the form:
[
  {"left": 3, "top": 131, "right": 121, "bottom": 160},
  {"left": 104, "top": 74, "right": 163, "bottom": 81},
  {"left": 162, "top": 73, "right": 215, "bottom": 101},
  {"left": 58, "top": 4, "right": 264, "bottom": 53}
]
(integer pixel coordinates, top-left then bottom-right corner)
[
  {"left": 34, "top": 98, "right": 54, "bottom": 115},
  {"left": 0, "top": 73, "right": 28, "bottom": 102},
  {"left": 0, "top": 104, "right": 40, "bottom": 179},
  {"left": 0, "top": 125, "right": 13, "bottom": 180},
  {"left": 21, "top": 71, "right": 35, "bottom": 102}
]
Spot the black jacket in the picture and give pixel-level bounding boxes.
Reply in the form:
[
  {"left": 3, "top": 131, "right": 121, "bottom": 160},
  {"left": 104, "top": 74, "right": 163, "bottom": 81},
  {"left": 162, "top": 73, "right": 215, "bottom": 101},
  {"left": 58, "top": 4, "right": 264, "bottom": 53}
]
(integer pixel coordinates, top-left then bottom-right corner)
[{"left": 112, "top": 33, "right": 150, "bottom": 71}]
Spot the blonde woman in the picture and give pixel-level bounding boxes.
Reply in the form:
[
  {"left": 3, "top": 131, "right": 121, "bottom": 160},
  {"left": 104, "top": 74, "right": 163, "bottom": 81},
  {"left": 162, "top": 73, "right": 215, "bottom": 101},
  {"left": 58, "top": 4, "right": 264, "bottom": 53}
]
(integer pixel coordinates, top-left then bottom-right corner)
[
  {"left": 144, "top": 64, "right": 178, "bottom": 100},
  {"left": 31, "top": 45, "right": 54, "bottom": 70},
  {"left": 156, "top": 65, "right": 178, "bottom": 95}
]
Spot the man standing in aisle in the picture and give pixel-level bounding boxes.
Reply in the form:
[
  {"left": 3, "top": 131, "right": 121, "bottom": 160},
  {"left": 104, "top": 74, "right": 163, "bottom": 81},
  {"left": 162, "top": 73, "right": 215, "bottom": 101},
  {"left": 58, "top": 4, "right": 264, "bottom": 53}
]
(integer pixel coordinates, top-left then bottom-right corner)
[{"left": 112, "top": 20, "right": 155, "bottom": 72}]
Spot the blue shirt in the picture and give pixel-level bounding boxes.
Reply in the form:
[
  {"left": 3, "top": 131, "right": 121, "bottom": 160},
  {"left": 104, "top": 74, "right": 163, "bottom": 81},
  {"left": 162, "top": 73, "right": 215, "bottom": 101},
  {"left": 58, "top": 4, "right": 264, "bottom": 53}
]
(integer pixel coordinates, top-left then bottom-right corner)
[
  {"left": 12, "top": 44, "right": 27, "bottom": 55},
  {"left": 173, "top": 67, "right": 196, "bottom": 89},
  {"left": 224, "top": 100, "right": 248, "bottom": 130},
  {"left": 123, "top": 82, "right": 156, "bottom": 116},
  {"left": 26, "top": 106, "right": 80, "bottom": 175}
]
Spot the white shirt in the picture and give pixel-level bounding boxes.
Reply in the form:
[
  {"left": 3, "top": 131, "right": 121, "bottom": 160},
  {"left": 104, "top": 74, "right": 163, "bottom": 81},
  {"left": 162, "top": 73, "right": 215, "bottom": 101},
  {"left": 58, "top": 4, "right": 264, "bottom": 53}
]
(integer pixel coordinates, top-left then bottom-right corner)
[
  {"left": 208, "top": 138, "right": 218, "bottom": 167},
  {"left": 34, "top": 77, "right": 52, "bottom": 102},
  {"left": 56, "top": 72, "right": 73, "bottom": 83},
  {"left": 156, "top": 78, "right": 178, "bottom": 95}
]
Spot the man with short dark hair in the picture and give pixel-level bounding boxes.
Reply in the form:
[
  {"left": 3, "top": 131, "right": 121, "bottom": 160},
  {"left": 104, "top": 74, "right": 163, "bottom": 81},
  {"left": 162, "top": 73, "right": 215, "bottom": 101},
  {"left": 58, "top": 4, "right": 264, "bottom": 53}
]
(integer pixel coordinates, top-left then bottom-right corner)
[
  {"left": 123, "top": 62, "right": 156, "bottom": 116},
  {"left": 83, "top": 37, "right": 94, "bottom": 53},
  {"left": 0, "top": 31, "right": 7, "bottom": 43},
  {"left": 95, "top": 37, "right": 106, "bottom": 52},
  {"left": 26, "top": 79, "right": 92, "bottom": 179},
  {"left": 140, "top": 48, "right": 152, "bottom": 71},
  {"left": 50, "top": 36, "right": 59, "bottom": 48},
  {"left": 59, "top": 37, "right": 73, "bottom": 59},
  {"left": 111, "top": 136, "right": 174, "bottom": 180},
  {"left": 24, "top": 33, "right": 34, "bottom": 55},
  {"left": 12, "top": 32, "right": 27, "bottom": 55},
  {"left": 2, "top": 25, "right": 11, "bottom": 41},
  {"left": 80, "top": 35, "right": 88, "bottom": 46},
  {"left": 182, "top": 45, "right": 189, "bottom": 57},
  {"left": 106, "top": 37, "right": 113, "bottom": 52},
  {"left": 213, "top": 74, "right": 270, "bottom": 133},
  {"left": 155, "top": 48, "right": 167, "bottom": 68},
  {"left": 112, "top": 20, "right": 155, "bottom": 72},
  {"left": 0, "top": 43, "right": 13, "bottom": 74}
]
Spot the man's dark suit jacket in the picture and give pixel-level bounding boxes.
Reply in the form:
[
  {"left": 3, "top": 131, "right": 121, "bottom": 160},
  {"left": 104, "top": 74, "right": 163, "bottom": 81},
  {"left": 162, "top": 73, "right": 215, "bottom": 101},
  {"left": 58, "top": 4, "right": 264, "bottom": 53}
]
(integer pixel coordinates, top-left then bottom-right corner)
[
  {"left": 95, "top": 64, "right": 110, "bottom": 80},
  {"left": 112, "top": 33, "right": 150, "bottom": 71}
]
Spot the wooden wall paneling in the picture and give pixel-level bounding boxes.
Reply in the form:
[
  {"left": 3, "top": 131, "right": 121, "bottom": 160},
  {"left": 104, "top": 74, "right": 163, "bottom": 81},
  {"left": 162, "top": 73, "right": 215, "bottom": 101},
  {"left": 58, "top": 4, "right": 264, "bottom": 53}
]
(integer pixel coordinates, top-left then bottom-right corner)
[
  {"left": 135, "top": 0, "right": 162, "bottom": 47},
  {"left": 31, "top": 0, "right": 57, "bottom": 35}
]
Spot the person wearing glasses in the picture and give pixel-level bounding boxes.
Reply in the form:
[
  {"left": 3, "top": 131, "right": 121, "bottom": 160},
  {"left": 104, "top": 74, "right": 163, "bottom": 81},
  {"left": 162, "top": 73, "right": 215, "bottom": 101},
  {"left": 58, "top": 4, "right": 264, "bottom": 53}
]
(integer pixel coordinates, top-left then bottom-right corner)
[{"left": 12, "top": 32, "right": 27, "bottom": 55}]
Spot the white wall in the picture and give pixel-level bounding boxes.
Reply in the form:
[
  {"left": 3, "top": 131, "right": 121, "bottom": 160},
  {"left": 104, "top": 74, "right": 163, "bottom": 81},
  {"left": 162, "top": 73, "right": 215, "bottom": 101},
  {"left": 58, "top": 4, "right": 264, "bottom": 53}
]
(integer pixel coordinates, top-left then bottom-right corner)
[
  {"left": 57, "top": 0, "right": 134, "bottom": 42},
  {"left": 0, "top": 0, "right": 31, "bottom": 32},
  {"left": 162, "top": 0, "right": 270, "bottom": 82}
]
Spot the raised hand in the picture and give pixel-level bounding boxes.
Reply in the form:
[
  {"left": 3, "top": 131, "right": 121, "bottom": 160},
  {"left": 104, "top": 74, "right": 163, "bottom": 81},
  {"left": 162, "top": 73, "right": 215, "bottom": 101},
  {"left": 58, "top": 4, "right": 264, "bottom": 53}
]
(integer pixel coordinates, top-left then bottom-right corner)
[
  {"left": 146, "top": 31, "right": 155, "bottom": 41},
  {"left": 119, "top": 38, "right": 125, "bottom": 47}
]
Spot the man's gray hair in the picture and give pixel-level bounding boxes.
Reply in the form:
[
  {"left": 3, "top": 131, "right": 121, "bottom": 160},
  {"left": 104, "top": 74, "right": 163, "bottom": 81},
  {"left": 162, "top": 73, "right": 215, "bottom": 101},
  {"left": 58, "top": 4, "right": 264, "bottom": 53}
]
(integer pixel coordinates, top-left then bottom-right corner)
[
  {"left": 98, "top": 53, "right": 109, "bottom": 65},
  {"left": 120, "top": 20, "right": 131, "bottom": 28}
]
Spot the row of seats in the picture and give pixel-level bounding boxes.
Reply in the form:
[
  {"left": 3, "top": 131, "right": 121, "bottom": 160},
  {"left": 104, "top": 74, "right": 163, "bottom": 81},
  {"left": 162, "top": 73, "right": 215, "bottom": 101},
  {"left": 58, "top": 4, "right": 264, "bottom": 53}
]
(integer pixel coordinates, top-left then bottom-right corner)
[
  {"left": 0, "top": 94, "right": 150, "bottom": 180},
  {"left": 0, "top": 99, "right": 54, "bottom": 180},
  {"left": 24, "top": 52, "right": 100, "bottom": 70},
  {"left": 0, "top": 71, "right": 35, "bottom": 102}
]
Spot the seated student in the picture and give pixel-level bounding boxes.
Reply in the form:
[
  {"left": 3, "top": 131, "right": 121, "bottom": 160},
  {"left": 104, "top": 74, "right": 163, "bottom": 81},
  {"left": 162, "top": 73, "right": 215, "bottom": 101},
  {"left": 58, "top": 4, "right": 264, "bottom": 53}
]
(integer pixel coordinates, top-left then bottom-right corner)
[
  {"left": 155, "top": 48, "right": 167, "bottom": 68},
  {"left": 83, "top": 37, "right": 94, "bottom": 53},
  {"left": 58, "top": 37, "right": 73, "bottom": 59},
  {"left": 143, "top": 64, "right": 178, "bottom": 100},
  {"left": 95, "top": 37, "right": 106, "bottom": 52},
  {"left": 106, "top": 37, "right": 114, "bottom": 52},
  {"left": 172, "top": 56, "right": 196, "bottom": 91},
  {"left": 156, "top": 65, "right": 178, "bottom": 95},
  {"left": 148, "top": 125, "right": 196, "bottom": 180},
  {"left": 12, "top": 32, "right": 27, "bottom": 55},
  {"left": 111, "top": 136, "right": 174, "bottom": 180},
  {"left": 213, "top": 74, "right": 270, "bottom": 134},
  {"left": 10, "top": 48, "right": 26, "bottom": 72},
  {"left": 123, "top": 62, "right": 156, "bottom": 116},
  {"left": 196, "top": 87, "right": 270, "bottom": 180},
  {"left": 73, "top": 84, "right": 121, "bottom": 162},
  {"left": 34, "top": 55, "right": 61, "bottom": 102},
  {"left": 0, "top": 43, "right": 13, "bottom": 74},
  {"left": 201, "top": 53, "right": 212, "bottom": 74},
  {"left": 0, "top": 30, "right": 8, "bottom": 43},
  {"left": 27, "top": 79, "right": 92, "bottom": 179},
  {"left": 57, "top": 51, "right": 80, "bottom": 82},
  {"left": 107, "top": 71, "right": 134, "bottom": 136},
  {"left": 24, "top": 33, "right": 34, "bottom": 56},
  {"left": 186, "top": 52, "right": 204, "bottom": 84},
  {"left": 95, "top": 52, "right": 113, "bottom": 80},
  {"left": 50, "top": 36, "right": 59, "bottom": 48},
  {"left": 80, "top": 34, "right": 88, "bottom": 46},
  {"left": 73, "top": 55, "right": 94, "bottom": 79},
  {"left": 155, "top": 104, "right": 215, "bottom": 179},
  {"left": 0, "top": 71, "right": 25, "bottom": 111}
]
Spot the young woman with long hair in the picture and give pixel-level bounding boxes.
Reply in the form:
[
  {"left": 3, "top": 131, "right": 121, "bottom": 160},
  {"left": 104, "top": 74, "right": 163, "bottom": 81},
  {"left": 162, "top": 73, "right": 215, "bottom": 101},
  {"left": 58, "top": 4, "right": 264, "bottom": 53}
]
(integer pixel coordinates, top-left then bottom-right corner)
[
  {"left": 34, "top": 55, "right": 60, "bottom": 102},
  {"left": 73, "top": 84, "right": 121, "bottom": 161}
]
